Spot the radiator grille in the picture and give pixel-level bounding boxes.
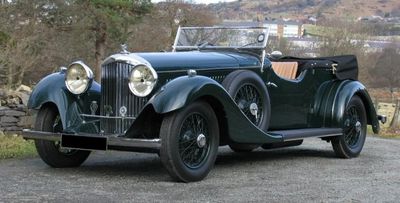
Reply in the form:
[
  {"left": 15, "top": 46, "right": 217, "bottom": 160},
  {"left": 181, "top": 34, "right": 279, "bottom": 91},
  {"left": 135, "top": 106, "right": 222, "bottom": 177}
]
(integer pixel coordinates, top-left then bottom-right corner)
[{"left": 100, "top": 62, "right": 148, "bottom": 134}]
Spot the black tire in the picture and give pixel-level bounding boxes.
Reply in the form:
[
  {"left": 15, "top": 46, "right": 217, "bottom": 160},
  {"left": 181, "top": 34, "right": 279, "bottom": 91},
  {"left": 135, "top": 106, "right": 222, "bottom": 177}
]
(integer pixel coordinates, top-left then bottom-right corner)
[
  {"left": 331, "top": 96, "right": 367, "bottom": 158},
  {"left": 222, "top": 70, "right": 271, "bottom": 152},
  {"left": 34, "top": 106, "right": 90, "bottom": 167},
  {"left": 160, "top": 101, "right": 219, "bottom": 182}
]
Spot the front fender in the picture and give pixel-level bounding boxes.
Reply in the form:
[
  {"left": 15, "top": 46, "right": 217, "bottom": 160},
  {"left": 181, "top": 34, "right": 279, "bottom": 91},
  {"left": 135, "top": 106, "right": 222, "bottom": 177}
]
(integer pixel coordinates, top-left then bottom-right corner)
[
  {"left": 149, "top": 75, "right": 223, "bottom": 114},
  {"left": 28, "top": 71, "right": 101, "bottom": 132},
  {"left": 317, "top": 80, "right": 379, "bottom": 133},
  {"left": 145, "top": 75, "right": 282, "bottom": 144}
]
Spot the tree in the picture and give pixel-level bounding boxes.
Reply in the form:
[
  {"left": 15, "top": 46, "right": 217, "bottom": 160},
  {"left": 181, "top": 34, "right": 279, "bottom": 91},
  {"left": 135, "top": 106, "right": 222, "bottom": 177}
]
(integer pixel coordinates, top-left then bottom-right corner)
[
  {"left": 50, "top": 0, "right": 152, "bottom": 81},
  {"left": 0, "top": 0, "right": 217, "bottom": 87},
  {"left": 127, "top": 1, "right": 217, "bottom": 52},
  {"left": 0, "top": 1, "right": 50, "bottom": 88},
  {"left": 369, "top": 44, "right": 400, "bottom": 99},
  {"left": 311, "top": 19, "right": 374, "bottom": 57},
  {"left": 266, "top": 36, "right": 294, "bottom": 56},
  {"left": 0, "top": 0, "right": 152, "bottom": 83}
]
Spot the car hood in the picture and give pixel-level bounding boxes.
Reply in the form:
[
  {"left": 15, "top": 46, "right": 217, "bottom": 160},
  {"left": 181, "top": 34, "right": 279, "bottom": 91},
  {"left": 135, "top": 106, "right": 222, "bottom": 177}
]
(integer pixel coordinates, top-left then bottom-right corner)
[{"left": 136, "top": 51, "right": 260, "bottom": 71}]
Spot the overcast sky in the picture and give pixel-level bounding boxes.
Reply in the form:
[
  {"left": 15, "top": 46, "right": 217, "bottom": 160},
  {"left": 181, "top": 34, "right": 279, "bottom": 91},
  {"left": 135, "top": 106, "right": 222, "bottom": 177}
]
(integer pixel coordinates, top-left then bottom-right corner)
[{"left": 151, "top": 0, "right": 236, "bottom": 4}]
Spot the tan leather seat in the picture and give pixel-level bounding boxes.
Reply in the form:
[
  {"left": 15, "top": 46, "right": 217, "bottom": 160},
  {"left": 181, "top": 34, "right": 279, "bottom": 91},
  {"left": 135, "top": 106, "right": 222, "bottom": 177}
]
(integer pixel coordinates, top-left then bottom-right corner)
[{"left": 271, "top": 62, "right": 298, "bottom": 80}]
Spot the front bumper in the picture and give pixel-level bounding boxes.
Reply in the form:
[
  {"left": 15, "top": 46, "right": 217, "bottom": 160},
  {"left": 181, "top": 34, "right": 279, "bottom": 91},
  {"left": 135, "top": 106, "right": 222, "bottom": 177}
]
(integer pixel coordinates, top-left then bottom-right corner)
[{"left": 22, "top": 129, "right": 161, "bottom": 153}]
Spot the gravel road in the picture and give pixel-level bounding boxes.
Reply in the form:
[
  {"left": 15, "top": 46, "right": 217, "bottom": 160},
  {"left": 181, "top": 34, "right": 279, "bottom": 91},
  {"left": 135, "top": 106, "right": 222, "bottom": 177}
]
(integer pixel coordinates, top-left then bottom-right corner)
[{"left": 0, "top": 136, "right": 399, "bottom": 202}]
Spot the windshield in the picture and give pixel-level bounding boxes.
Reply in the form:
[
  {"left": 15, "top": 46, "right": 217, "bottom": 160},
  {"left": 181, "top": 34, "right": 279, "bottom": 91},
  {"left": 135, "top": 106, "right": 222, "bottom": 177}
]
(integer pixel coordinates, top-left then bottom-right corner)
[{"left": 173, "top": 26, "right": 269, "bottom": 51}]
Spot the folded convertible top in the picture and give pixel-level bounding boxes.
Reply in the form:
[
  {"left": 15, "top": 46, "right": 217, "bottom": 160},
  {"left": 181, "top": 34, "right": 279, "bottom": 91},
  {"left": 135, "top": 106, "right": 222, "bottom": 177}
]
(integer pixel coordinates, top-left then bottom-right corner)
[{"left": 275, "top": 55, "right": 358, "bottom": 81}]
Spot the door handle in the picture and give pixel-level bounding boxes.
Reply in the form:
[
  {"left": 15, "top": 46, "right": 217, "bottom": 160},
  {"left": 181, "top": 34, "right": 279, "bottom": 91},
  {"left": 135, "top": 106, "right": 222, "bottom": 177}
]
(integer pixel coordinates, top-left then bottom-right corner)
[{"left": 267, "top": 82, "right": 278, "bottom": 88}]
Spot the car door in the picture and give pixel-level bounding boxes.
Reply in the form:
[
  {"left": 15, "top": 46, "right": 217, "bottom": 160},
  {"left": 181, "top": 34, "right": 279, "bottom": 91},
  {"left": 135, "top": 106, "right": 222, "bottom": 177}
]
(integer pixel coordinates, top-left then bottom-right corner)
[{"left": 264, "top": 63, "right": 334, "bottom": 130}]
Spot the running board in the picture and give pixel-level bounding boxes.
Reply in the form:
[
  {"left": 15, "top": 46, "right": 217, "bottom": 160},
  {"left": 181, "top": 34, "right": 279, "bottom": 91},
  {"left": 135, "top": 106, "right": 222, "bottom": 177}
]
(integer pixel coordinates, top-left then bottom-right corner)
[{"left": 268, "top": 128, "right": 343, "bottom": 141}]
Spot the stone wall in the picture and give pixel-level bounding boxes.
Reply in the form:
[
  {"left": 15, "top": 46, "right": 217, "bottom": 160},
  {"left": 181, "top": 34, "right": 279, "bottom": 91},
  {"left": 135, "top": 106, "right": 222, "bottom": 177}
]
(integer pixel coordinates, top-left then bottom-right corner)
[{"left": 0, "top": 86, "right": 33, "bottom": 133}]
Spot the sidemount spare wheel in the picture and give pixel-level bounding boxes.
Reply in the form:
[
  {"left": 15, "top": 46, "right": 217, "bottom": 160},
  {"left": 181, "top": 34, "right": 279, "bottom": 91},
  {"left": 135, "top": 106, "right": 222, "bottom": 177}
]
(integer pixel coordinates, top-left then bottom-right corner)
[
  {"left": 159, "top": 101, "right": 220, "bottom": 182},
  {"left": 34, "top": 106, "right": 91, "bottom": 167},
  {"left": 331, "top": 95, "right": 367, "bottom": 158},
  {"left": 222, "top": 70, "right": 271, "bottom": 152}
]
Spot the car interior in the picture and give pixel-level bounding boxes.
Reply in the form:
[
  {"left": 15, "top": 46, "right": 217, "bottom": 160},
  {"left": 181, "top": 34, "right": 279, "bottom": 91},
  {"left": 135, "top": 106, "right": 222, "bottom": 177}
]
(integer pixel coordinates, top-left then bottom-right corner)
[{"left": 271, "top": 62, "right": 299, "bottom": 80}]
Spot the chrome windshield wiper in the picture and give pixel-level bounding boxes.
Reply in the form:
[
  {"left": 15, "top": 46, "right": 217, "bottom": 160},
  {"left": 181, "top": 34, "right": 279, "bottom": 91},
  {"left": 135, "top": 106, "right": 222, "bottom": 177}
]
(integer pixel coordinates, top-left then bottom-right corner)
[{"left": 239, "top": 41, "right": 258, "bottom": 48}]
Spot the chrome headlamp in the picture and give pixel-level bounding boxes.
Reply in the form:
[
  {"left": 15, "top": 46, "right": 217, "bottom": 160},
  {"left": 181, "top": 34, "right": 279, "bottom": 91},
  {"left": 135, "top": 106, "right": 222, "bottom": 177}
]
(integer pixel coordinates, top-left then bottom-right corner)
[
  {"left": 65, "top": 61, "right": 93, "bottom": 95},
  {"left": 128, "top": 64, "right": 158, "bottom": 97}
]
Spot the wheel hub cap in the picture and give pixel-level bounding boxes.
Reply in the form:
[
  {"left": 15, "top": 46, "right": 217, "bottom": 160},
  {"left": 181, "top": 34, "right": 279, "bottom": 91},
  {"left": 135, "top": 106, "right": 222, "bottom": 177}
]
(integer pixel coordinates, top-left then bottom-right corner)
[
  {"left": 355, "top": 121, "right": 361, "bottom": 133},
  {"left": 249, "top": 103, "right": 258, "bottom": 118},
  {"left": 196, "top": 134, "right": 206, "bottom": 148}
]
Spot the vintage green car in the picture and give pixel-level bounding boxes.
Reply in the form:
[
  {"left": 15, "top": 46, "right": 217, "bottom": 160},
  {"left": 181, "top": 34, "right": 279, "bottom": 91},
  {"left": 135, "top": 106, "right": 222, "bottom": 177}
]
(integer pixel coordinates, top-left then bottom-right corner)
[{"left": 22, "top": 27, "right": 386, "bottom": 182}]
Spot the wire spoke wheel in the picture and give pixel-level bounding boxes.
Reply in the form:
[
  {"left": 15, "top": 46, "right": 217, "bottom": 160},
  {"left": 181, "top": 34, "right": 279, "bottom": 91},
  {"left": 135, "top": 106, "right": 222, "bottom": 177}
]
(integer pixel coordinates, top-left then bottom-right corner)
[
  {"left": 178, "top": 113, "right": 210, "bottom": 169},
  {"left": 343, "top": 106, "right": 362, "bottom": 148},
  {"left": 234, "top": 83, "right": 263, "bottom": 126},
  {"left": 160, "top": 101, "right": 219, "bottom": 182},
  {"left": 331, "top": 96, "right": 367, "bottom": 158}
]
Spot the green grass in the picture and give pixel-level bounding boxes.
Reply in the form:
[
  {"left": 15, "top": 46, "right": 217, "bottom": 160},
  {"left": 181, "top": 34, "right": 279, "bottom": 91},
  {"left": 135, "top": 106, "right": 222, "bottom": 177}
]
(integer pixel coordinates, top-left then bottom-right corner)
[
  {"left": 0, "top": 133, "right": 37, "bottom": 159},
  {"left": 367, "top": 126, "right": 400, "bottom": 139}
]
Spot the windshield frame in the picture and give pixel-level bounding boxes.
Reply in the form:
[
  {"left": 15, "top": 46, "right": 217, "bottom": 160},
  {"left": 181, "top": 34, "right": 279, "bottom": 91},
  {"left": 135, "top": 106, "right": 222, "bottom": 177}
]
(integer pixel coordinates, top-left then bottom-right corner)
[{"left": 172, "top": 26, "right": 270, "bottom": 52}]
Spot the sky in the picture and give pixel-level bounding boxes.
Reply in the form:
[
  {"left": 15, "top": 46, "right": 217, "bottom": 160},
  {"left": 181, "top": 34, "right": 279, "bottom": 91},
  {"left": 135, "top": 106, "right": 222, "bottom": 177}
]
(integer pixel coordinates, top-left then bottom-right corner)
[{"left": 151, "top": 0, "right": 237, "bottom": 4}]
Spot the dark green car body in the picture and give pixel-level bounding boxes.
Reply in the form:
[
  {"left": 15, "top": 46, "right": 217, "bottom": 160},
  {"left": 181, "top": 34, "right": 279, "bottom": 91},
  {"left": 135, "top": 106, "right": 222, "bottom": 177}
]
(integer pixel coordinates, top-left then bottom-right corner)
[
  {"left": 27, "top": 50, "right": 379, "bottom": 146},
  {"left": 22, "top": 26, "right": 385, "bottom": 182}
]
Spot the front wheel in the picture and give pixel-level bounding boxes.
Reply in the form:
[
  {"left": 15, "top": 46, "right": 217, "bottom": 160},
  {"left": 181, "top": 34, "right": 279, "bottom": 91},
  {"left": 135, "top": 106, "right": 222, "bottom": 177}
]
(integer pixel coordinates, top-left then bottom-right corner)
[
  {"left": 160, "top": 101, "right": 219, "bottom": 182},
  {"left": 34, "top": 106, "right": 90, "bottom": 167},
  {"left": 331, "top": 96, "right": 367, "bottom": 158}
]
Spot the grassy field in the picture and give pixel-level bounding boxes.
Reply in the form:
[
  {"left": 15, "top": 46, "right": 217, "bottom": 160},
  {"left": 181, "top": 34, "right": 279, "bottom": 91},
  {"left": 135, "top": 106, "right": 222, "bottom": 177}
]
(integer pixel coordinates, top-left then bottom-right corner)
[{"left": 0, "top": 133, "right": 37, "bottom": 159}]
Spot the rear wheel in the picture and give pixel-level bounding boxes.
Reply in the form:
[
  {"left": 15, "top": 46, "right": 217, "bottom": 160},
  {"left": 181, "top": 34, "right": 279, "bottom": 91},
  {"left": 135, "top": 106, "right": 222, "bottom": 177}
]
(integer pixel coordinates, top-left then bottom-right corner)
[
  {"left": 331, "top": 96, "right": 367, "bottom": 158},
  {"left": 222, "top": 70, "right": 271, "bottom": 152},
  {"left": 160, "top": 101, "right": 219, "bottom": 182},
  {"left": 34, "top": 106, "right": 90, "bottom": 167}
]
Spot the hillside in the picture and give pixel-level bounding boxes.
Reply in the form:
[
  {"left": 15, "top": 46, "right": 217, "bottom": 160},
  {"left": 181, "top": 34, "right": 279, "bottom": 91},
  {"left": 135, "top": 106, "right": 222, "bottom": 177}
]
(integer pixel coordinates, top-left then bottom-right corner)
[{"left": 205, "top": 0, "right": 400, "bottom": 21}]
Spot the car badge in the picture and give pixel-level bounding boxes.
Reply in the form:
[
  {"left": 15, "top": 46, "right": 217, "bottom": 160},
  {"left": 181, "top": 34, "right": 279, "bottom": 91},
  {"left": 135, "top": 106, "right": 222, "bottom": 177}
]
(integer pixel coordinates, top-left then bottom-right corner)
[
  {"left": 90, "top": 101, "right": 98, "bottom": 115},
  {"left": 119, "top": 106, "right": 127, "bottom": 117}
]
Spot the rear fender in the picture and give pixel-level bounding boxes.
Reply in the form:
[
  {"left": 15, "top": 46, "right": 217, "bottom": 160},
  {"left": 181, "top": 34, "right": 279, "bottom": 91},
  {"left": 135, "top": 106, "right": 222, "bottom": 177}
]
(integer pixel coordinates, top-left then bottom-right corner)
[
  {"left": 28, "top": 71, "right": 101, "bottom": 132},
  {"left": 316, "top": 80, "right": 379, "bottom": 133},
  {"left": 141, "top": 75, "right": 282, "bottom": 144}
]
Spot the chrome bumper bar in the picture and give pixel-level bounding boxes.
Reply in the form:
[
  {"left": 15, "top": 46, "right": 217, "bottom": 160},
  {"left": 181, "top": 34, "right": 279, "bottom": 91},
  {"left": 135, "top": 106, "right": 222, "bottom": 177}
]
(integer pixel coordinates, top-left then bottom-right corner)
[{"left": 22, "top": 129, "right": 161, "bottom": 151}]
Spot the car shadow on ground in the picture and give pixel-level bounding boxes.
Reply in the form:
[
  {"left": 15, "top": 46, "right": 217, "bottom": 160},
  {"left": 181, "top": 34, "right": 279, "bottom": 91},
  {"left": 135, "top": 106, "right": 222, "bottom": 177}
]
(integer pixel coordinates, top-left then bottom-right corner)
[
  {"left": 40, "top": 145, "right": 336, "bottom": 182},
  {"left": 215, "top": 146, "right": 337, "bottom": 166}
]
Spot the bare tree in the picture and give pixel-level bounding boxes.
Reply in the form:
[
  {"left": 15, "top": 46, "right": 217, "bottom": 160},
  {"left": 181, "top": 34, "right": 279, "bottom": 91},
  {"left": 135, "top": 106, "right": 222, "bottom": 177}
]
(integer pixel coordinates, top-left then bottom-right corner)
[
  {"left": 128, "top": 1, "right": 218, "bottom": 52},
  {"left": 0, "top": 0, "right": 217, "bottom": 88},
  {"left": 317, "top": 23, "right": 367, "bottom": 57},
  {"left": 266, "top": 36, "right": 295, "bottom": 56},
  {"left": 369, "top": 43, "right": 400, "bottom": 100}
]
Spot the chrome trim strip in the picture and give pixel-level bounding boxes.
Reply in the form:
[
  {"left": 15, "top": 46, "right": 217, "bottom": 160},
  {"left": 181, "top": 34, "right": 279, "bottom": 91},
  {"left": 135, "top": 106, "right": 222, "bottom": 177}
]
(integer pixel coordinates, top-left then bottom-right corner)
[
  {"left": 102, "top": 53, "right": 152, "bottom": 67},
  {"left": 108, "top": 137, "right": 161, "bottom": 149},
  {"left": 22, "top": 129, "right": 61, "bottom": 142},
  {"left": 81, "top": 114, "right": 136, "bottom": 120},
  {"left": 172, "top": 26, "right": 181, "bottom": 52},
  {"left": 22, "top": 129, "right": 161, "bottom": 150},
  {"left": 157, "top": 66, "right": 260, "bottom": 74},
  {"left": 261, "top": 50, "right": 266, "bottom": 73},
  {"left": 176, "top": 46, "right": 267, "bottom": 49}
]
